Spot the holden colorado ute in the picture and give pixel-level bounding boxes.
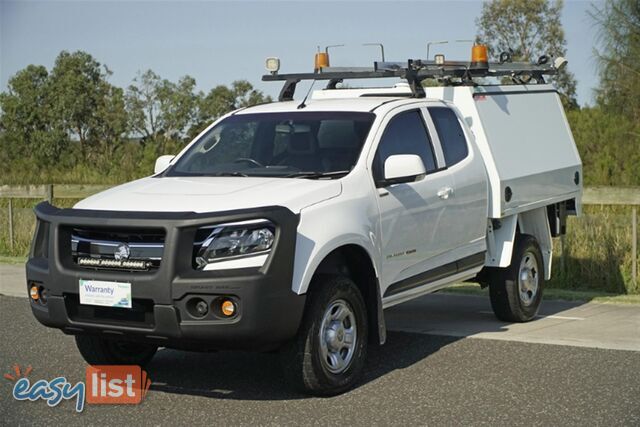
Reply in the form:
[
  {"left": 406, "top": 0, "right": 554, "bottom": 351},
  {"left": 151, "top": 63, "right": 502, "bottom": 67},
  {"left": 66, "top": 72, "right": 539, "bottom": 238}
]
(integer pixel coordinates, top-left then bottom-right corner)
[{"left": 26, "top": 46, "right": 582, "bottom": 395}]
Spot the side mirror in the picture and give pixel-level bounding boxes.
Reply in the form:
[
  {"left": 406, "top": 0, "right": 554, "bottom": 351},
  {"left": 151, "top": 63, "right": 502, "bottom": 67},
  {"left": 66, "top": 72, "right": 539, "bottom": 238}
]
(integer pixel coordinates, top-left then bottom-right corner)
[
  {"left": 381, "top": 154, "right": 426, "bottom": 186},
  {"left": 154, "top": 155, "right": 175, "bottom": 174}
]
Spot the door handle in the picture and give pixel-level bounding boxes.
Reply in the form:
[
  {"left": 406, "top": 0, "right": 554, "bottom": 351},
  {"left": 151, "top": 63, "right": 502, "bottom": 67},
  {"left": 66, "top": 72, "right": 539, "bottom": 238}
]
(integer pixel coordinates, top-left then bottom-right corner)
[{"left": 437, "top": 187, "right": 453, "bottom": 200}]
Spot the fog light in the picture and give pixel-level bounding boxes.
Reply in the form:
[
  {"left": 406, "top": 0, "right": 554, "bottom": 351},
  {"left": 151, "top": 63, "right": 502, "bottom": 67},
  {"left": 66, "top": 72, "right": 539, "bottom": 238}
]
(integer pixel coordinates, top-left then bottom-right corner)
[
  {"left": 195, "top": 300, "right": 209, "bottom": 317},
  {"left": 39, "top": 288, "right": 48, "bottom": 305},
  {"left": 29, "top": 285, "right": 39, "bottom": 301},
  {"left": 221, "top": 300, "right": 236, "bottom": 317}
]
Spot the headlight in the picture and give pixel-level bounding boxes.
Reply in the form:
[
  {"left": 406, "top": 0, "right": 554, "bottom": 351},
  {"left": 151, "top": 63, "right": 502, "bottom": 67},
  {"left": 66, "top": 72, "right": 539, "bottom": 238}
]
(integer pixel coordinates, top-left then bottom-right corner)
[{"left": 194, "top": 220, "right": 275, "bottom": 270}]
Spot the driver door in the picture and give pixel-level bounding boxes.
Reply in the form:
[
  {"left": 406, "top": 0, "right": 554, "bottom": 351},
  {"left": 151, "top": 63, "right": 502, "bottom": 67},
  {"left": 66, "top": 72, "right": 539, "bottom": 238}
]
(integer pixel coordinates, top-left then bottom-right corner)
[{"left": 372, "top": 108, "right": 455, "bottom": 297}]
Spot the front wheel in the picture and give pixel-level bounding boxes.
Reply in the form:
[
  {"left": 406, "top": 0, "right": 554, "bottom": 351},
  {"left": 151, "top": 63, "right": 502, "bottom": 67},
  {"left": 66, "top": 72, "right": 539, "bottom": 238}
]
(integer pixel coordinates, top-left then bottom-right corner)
[
  {"left": 489, "top": 234, "right": 544, "bottom": 322},
  {"left": 280, "top": 275, "right": 368, "bottom": 396}
]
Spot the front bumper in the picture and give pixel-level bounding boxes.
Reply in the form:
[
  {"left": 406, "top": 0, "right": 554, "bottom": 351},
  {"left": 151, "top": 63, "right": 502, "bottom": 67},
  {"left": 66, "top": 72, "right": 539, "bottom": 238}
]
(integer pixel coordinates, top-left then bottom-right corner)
[{"left": 26, "top": 202, "right": 306, "bottom": 351}]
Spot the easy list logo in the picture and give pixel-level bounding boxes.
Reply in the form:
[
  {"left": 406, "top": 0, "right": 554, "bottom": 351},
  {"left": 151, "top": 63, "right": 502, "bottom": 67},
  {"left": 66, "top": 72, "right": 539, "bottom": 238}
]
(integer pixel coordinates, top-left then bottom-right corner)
[{"left": 5, "top": 364, "right": 151, "bottom": 412}]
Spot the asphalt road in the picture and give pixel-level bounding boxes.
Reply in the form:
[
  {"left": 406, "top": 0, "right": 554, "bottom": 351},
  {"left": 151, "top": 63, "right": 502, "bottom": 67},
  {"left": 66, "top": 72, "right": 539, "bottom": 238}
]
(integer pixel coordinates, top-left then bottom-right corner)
[{"left": 0, "top": 291, "right": 639, "bottom": 426}]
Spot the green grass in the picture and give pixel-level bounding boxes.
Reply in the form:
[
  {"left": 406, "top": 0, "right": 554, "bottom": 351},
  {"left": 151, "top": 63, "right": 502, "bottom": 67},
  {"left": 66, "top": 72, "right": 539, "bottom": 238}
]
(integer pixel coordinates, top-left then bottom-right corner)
[
  {"left": 442, "top": 283, "right": 640, "bottom": 305},
  {"left": 0, "top": 198, "right": 80, "bottom": 258},
  {"left": 548, "top": 205, "right": 638, "bottom": 295},
  {"left": 0, "top": 256, "right": 27, "bottom": 265}
]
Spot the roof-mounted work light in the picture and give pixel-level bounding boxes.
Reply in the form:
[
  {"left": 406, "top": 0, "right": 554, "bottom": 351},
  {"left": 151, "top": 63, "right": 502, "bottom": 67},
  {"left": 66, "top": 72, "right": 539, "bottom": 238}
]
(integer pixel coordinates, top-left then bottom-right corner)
[
  {"left": 265, "top": 57, "right": 280, "bottom": 74},
  {"left": 553, "top": 56, "right": 568, "bottom": 70}
]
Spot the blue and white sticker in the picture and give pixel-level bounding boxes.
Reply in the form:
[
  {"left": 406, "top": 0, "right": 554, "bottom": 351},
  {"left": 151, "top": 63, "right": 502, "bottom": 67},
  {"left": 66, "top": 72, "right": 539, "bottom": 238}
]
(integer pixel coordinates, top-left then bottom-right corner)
[{"left": 79, "top": 280, "right": 132, "bottom": 309}]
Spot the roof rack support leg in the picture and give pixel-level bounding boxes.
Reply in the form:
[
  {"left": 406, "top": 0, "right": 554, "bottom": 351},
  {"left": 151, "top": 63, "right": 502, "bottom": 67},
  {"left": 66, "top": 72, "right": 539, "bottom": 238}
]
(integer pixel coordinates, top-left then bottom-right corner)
[
  {"left": 408, "top": 77, "right": 426, "bottom": 98},
  {"left": 326, "top": 78, "right": 343, "bottom": 89},
  {"left": 402, "top": 70, "right": 425, "bottom": 98},
  {"left": 279, "top": 78, "right": 300, "bottom": 102}
]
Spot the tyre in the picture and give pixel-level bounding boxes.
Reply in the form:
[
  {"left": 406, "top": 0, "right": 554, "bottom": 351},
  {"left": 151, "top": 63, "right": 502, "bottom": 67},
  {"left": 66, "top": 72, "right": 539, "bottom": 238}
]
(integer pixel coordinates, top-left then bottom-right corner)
[
  {"left": 281, "top": 275, "right": 368, "bottom": 396},
  {"left": 489, "top": 234, "right": 544, "bottom": 322},
  {"left": 75, "top": 335, "right": 158, "bottom": 366}
]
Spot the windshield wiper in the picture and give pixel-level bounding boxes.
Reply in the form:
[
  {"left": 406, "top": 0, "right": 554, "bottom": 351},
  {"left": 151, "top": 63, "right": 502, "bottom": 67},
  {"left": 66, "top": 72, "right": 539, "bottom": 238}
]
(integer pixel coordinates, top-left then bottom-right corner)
[
  {"left": 284, "top": 170, "right": 351, "bottom": 179},
  {"left": 214, "top": 171, "right": 249, "bottom": 177}
]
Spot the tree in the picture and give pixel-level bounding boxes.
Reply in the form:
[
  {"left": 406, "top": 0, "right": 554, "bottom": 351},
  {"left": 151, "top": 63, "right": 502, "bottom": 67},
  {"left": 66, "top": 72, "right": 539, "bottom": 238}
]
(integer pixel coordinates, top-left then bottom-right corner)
[
  {"left": 189, "top": 80, "right": 272, "bottom": 138},
  {"left": 591, "top": 0, "right": 640, "bottom": 122},
  {"left": 92, "top": 84, "right": 128, "bottom": 158},
  {"left": 157, "top": 75, "right": 198, "bottom": 140},
  {"left": 48, "top": 51, "right": 127, "bottom": 159},
  {"left": 126, "top": 70, "right": 162, "bottom": 141},
  {"left": 476, "top": 0, "right": 578, "bottom": 108},
  {"left": 0, "top": 65, "right": 67, "bottom": 165},
  {"left": 0, "top": 51, "right": 127, "bottom": 174},
  {"left": 0, "top": 51, "right": 272, "bottom": 182},
  {"left": 125, "top": 70, "right": 198, "bottom": 151},
  {"left": 567, "top": 107, "right": 640, "bottom": 186}
]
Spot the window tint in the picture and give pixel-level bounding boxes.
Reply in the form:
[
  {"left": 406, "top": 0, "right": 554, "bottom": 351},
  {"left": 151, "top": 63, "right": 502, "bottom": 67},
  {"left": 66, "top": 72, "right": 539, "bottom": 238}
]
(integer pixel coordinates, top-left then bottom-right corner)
[
  {"left": 428, "top": 107, "right": 468, "bottom": 166},
  {"left": 372, "top": 110, "right": 436, "bottom": 181}
]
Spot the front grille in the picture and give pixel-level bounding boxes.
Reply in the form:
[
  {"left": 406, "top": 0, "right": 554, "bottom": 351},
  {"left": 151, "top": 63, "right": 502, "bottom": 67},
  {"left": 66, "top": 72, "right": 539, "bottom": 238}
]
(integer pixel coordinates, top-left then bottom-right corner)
[{"left": 71, "top": 227, "right": 165, "bottom": 272}]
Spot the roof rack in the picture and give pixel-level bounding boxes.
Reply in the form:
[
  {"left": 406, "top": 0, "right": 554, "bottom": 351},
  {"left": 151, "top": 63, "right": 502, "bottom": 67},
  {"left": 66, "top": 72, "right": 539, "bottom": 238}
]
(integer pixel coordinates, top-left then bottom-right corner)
[{"left": 263, "top": 57, "right": 567, "bottom": 101}]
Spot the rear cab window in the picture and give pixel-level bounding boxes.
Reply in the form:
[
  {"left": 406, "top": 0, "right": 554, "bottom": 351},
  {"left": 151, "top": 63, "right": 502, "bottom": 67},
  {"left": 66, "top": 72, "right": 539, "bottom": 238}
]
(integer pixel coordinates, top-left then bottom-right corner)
[{"left": 428, "top": 107, "right": 469, "bottom": 167}]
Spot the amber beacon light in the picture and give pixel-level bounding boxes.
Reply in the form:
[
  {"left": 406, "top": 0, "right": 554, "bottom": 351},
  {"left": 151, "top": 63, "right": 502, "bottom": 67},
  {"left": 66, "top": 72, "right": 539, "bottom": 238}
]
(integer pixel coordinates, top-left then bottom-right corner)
[
  {"left": 314, "top": 50, "right": 329, "bottom": 72},
  {"left": 471, "top": 44, "right": 489, "bottom": 70}
]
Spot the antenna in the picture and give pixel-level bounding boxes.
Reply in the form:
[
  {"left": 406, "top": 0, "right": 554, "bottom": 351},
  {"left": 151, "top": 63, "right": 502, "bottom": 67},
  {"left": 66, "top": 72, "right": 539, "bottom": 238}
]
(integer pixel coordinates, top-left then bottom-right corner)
[{"left": 297, "top": 80, "right": 316, "bottom": 109}]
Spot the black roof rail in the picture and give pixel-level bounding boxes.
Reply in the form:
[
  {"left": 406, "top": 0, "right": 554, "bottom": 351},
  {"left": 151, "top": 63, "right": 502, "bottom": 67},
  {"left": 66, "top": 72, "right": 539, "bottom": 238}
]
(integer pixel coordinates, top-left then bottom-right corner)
[{"left": 263, "top": 58, "right": 566, "bottom": 101}]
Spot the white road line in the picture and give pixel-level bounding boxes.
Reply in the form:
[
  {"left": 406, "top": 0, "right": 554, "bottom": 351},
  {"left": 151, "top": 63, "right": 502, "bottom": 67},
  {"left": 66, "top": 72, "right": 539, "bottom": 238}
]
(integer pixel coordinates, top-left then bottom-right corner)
[{"left": 478, "top": 311, "right": 585, "bottom": 321}]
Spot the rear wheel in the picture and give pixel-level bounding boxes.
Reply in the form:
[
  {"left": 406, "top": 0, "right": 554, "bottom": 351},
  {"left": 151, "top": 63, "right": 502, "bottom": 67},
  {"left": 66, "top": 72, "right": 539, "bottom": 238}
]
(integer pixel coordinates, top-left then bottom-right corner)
[
  {"left": 489, "top": 234, "right": 544, "bottom": 322},
  {"left": 75, "top": 335, "right": 157, "bottom": 366},
  {"left": 281, "top": 275, "right": 368, "bottom": 396}
]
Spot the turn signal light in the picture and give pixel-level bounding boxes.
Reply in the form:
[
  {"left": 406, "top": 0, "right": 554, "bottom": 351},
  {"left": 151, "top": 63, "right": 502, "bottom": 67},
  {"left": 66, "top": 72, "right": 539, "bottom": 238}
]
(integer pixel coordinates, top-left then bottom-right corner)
[
  {"left": 29, "top": 285, "right": 39, "bottom": 301},
  {"left": 221, "top": 300, "right": 236, "bottom": 317},
  {"left": 471, "top": 44, "right": 489, "bottom": 70}
]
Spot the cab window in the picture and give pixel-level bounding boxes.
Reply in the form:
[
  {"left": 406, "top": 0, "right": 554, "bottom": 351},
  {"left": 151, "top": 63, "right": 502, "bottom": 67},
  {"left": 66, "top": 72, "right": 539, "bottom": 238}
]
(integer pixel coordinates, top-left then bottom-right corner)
[
  {"left": 372, "top": 110, "right": 437, "bottom": 182},
  {"left": 428, "top": 107, "right": 468, "bottom": 167}
]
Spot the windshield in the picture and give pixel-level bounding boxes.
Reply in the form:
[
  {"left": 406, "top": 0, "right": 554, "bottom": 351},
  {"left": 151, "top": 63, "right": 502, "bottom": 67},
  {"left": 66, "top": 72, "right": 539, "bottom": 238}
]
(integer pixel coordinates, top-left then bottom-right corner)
[{"left": 166, "top": 111, "right": 375, "bottom": 179}]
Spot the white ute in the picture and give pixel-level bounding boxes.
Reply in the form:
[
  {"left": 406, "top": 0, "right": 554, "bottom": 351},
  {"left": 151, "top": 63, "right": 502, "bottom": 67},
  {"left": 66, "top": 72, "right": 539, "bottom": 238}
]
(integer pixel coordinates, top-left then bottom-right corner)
[{"left": 27, "top": 47, "right": 581, "bottom": 395}]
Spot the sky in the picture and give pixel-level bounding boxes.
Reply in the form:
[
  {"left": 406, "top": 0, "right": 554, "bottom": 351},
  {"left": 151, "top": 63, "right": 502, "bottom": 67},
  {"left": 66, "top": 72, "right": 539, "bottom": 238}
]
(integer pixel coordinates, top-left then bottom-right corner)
[{"left": 1, "top": 0, "right": 601, "bottom": 106}]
